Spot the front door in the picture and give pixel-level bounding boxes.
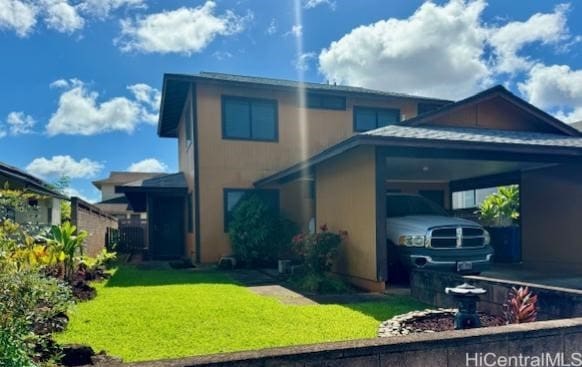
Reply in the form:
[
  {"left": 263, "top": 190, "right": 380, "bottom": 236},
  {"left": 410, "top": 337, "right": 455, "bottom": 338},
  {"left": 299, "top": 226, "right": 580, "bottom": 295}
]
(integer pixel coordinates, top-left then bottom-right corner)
[{"left": 150, "top": 195, "right": 185, "bottom": 260}]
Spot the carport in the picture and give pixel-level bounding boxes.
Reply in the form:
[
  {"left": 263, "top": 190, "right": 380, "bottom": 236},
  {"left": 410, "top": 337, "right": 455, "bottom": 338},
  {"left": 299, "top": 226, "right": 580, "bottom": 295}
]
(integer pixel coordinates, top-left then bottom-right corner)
[{"left": 255, "top": 86, "right": 582, "bottom": 291}]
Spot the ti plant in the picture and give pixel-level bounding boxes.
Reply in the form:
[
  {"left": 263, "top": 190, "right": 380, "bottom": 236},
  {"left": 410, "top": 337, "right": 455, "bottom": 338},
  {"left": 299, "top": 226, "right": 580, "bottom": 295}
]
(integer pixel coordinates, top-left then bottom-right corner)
[
  {"left": 43, "top": 222, "right": 88, "bottom": 282},
  {"left": 503, "top": 286, "right": 538, "bottom": 324}
]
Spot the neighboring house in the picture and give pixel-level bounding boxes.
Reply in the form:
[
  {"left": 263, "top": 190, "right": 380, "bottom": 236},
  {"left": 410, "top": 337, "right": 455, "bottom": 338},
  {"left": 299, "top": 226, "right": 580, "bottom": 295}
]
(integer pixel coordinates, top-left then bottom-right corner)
[
  {"left": 93, "top": 172, "right": 165, "bottom": 220},
  {"left": 118, "top": 72, "right": 582, "bottom": 291},
  {"left": 0, "top": 160, "right": 66, "bottom": 226}
]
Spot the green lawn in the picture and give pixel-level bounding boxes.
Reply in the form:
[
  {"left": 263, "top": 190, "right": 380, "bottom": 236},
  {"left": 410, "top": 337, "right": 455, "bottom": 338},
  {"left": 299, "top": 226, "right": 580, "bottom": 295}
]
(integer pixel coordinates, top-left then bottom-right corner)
[{"left": 56, "top": 266, "right": 425, "bottom": 362}]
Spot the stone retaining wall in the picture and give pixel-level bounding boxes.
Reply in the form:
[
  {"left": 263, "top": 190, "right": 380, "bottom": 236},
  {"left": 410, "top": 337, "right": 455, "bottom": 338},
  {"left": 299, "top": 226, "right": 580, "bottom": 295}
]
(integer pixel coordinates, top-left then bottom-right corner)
[
  {"left": 122, "top": 318, "right": 582, "bottom": 367},
  {"left": 410, "top": 269, "right": 582, "bottom": 320}
]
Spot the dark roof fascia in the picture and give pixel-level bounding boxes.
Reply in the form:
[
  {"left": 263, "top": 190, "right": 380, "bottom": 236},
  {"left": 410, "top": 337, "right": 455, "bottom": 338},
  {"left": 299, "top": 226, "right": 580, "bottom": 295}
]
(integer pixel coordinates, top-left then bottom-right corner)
[
  {"left": 400, "top": 85, "right": 581, "bottom": 137},
  {"left": 0, "top": 163, "right": 67, "bottom": 199},
  {"left": 158, "top": 75, "right": 191, "bottom": 138},
  {"left": 253, "top": 133, "right": 582, "bottom": 187},
  {"left": 164, "top": 73, "right": 452, "bottom": 103},
  {"left": 115, "top": 185, "right": 188, "bottom": 195}
]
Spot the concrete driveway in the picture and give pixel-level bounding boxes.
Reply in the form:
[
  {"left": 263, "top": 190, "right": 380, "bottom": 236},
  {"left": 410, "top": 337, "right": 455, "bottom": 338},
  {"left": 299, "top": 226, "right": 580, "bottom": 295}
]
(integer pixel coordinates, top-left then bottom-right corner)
[{"left": 479, "top": 263, "right": 582, "bottom": 291}]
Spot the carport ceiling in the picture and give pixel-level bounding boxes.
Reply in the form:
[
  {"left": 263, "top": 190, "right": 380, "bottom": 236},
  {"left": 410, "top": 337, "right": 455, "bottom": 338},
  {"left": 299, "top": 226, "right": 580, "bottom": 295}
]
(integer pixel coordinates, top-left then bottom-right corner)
[{"left": 384, "top": 157, "right": 544, "bottom": 182}]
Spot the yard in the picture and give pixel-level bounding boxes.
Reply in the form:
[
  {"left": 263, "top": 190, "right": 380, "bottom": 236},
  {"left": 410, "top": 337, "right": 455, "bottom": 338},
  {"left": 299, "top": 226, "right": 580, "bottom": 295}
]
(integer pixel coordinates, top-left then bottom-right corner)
[{"left": 56, "top": 265, "right": 425, "bottom": 362}]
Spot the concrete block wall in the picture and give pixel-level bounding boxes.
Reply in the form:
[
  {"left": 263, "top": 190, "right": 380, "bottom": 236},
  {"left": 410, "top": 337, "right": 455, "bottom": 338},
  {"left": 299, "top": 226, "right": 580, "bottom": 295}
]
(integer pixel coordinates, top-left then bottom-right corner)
[
  {"left": 410, "top": 269, "right": 582, "bottom": 320},
  {"left": 71, "top": 197, "right": 118, "bottom": 257},
  {"left": 122, "top": 318, "right": 582, "bottom": 367}
]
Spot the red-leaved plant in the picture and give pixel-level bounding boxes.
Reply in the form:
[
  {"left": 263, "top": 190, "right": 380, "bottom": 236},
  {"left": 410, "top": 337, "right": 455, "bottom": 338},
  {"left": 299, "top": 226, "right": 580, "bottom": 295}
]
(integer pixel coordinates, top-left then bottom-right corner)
[
  {"left": 503, "top": 286, "right": 538, "bottom": 324},
  {"left": 292, "top": 224, "right": 348, "bottom": 275}
]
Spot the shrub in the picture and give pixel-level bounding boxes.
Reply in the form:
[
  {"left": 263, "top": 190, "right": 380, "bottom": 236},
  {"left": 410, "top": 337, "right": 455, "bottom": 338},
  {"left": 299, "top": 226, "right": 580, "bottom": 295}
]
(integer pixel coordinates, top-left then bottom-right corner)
[
  {"left": 292, "top": 224, "right": 347, "bottom": 275},
  {"left": 43, "top": 222, "right": 88, "bottom": 282},
  {"left": 290, "top": 272, "right": 349, "bottom": 294},
  {"left": 0, "top": 269, "right": 73, "bottom": 365},
  {"left": 228, "top": 194, "right": 296, "bottom": 267},
  {"left": 477, "top": 185, "right": 520, "bottom": 227}
]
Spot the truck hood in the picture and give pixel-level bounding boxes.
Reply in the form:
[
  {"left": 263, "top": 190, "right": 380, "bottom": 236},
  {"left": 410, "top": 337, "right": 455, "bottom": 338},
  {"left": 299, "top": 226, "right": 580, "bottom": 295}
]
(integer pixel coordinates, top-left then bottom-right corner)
[{"left": 386, "top": 215, "right": 481, "bottom": 236}]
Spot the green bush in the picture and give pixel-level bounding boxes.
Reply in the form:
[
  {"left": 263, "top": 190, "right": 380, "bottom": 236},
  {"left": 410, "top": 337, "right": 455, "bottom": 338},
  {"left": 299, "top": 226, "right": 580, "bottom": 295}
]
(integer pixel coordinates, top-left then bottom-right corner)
[
  {"left": 0, "top": 269, "right": 73, "bottom": 366},
  {"left": 477, "top": 185, "right": 520, "bottom": 226},
  {"left": 228, "top": 194, "right": 296, "bottom": 267},
  {"left": 290, "top": 272, "right": 349, "bottom": 294}
]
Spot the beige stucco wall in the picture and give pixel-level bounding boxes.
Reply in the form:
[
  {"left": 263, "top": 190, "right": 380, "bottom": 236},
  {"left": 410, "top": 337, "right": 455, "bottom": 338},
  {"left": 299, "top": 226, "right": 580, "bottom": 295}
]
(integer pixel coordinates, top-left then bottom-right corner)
[
  {"left": 179, "top": 81, "right": 423, "bottom": 263},
  {"left": 521, "top": 164, "right": 582, "bottom": 266},
  {"left": 315, "top": 146, "right": 380, "bottom": 289},
  {"left": 177, "top": 87, "right": 196, "bottom": 258}
]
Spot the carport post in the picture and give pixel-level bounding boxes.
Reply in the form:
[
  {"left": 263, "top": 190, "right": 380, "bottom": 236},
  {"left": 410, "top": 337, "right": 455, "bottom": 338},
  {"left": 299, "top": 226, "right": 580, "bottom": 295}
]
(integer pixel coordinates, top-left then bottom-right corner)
[{"left": 375, "top": 147, "right": 388, "bottom": 282}]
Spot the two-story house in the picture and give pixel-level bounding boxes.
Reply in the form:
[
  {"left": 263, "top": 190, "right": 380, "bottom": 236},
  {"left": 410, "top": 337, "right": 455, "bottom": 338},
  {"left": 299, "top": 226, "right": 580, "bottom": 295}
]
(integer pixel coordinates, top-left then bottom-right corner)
[
  {"left": 117, "top": 72, "right": 582, "bottom": 291},
  {"left": 94, "top": 171, "right": 165, "bottom": 220}
]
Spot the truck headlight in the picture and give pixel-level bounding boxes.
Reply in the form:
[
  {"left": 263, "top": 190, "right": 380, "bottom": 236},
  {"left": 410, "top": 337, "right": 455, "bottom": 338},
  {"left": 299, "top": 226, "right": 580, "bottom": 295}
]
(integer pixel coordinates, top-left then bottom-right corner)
[
  {"left": 398, "top": 235, "right": 426, "bottom": 247},
  {"left": 483, "top": 230, "right": 491, "bottom": 246}
]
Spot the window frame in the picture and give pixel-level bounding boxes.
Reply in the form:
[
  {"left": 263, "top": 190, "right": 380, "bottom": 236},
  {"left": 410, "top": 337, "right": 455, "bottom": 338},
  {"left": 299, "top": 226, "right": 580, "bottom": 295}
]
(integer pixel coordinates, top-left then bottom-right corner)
[
  {"left": 223, "top": 188, "right": 280, "bottom": 232},
  {"left": 306, "top": 92, "right": 347, "bottom": 111},
  {"left": 353, "top": 106, "right": 401, "bottom": 132},
  {"left": 221, "top": 95, "right": 279, "bottom": 142}
]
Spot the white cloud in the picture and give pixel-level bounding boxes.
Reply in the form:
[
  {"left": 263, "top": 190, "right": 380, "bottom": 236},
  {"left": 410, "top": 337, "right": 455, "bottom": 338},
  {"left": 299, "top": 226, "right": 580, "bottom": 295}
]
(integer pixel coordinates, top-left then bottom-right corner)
[
  {"left": 518, "top": 63, "right": 582, "bottom": 123},
  {"left": 42, "top": 0, "right": 84, "bottom": 33},
  {"left": 127, "top": 158, "right": 167, "bottom": 173},
  {"left": 46, "top": 78, "right": 160, "bottom": 135},
  {"left": 318, "top": 0, "right": 577, "bottom": 100},
  {"left": 0, "top": 0, "right": 38, "bottom": 37},
  {"left": 304, "top": 0, "right": 335, "bottom": 10},
  {"left": 319, "top": 0, "right": 491, "bottom": 99},
  {"left": 287, "top": 24, "right": 302, "bottom": 38},
  {"left": 116, "top": 1, "right": 251, "bottom": 54},
  {"left": 0, "top": 0, "right": 143, "bottom": 37},
  {"left": 5, "top": 111, "right": 36, "bottom": 135},
  {"left": 295, "top": 52, "right": 316, "bottom": 71},
  {"left": 26, "top": 155, "right": 103, "bottom": 180},
  {"left": 78, "top": 0, "right": 144, "bottom": 19},
  {"left": 488, "top": 4, "right": 570, "bottom": 74},
  {"left": 266, "top": 18, "right": 277, "bottom": 35},
  {"left": 0, "top": 129, "right": 6, "bottom": 139}
]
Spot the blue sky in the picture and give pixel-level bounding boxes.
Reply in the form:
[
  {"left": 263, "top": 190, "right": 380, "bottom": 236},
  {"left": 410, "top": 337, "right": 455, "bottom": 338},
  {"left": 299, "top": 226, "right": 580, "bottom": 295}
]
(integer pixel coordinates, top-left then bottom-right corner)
[{"left": 1, "top": 0, "right": 581, "bottom": 202}]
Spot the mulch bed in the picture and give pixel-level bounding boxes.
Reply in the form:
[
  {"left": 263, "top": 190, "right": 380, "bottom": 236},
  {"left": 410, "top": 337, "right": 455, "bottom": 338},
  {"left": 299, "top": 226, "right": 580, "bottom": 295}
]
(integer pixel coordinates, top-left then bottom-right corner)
[{"left": 405, "top": 312, "right": 505, "bottom": 332}]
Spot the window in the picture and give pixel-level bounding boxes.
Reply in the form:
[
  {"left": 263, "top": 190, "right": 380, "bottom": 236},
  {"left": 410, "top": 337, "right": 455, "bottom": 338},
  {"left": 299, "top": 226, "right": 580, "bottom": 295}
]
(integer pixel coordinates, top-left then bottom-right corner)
[
  {"left": 417, "top": 102, "right": 447, "bottom": 116},
  {"left": 222, "top": 96, "right": 278, "bottom": 141},
  {"left": 353, "top": 107, "right": 400, "bottom": 132},
  {"left": 307, "top": 93, "right": 346, "bottom": 110},
  {"left": 223, "top": 189, "right": 279, "bottom": 231},
  {"left": 452, "top": 187, "right": 499, "bottom": 210},
  {"left": 185, "top": 103, "right": 192, "bottom": 147},
  {"left": 187, "top": 194, "right": 193, "bottom": 233}
]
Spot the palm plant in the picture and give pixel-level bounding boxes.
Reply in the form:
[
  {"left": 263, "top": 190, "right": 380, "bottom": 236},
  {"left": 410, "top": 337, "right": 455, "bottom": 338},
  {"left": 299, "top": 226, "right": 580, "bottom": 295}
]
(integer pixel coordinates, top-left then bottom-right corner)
[{"left": 43, "top": 222, "right": 88, "bottom": 282}]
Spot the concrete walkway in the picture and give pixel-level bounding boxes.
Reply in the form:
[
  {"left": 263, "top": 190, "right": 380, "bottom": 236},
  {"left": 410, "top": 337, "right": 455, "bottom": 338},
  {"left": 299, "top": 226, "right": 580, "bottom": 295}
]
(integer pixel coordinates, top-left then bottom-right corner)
[{"left": 228, "top": 269, "right": 411, "bottom": 305}]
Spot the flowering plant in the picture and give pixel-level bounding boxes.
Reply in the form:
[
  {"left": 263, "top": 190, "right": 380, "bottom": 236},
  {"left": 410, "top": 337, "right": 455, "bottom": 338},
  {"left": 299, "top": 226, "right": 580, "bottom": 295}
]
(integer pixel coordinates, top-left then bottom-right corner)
[{"left": 292, "top": 224, "right": 348, "bottom": 274}]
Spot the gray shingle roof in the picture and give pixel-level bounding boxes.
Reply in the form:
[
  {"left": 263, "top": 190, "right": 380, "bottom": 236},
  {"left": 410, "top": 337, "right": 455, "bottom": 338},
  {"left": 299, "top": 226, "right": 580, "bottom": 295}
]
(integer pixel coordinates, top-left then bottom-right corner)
[
  {"left": 194, "top": 72, "right": 451, "bottom": 102},
  {"left": 120, "top": 172, "right": 187, "bottom": 190},
  {"left": 364, "top": 125, "right": 582, "bottom": 149}
]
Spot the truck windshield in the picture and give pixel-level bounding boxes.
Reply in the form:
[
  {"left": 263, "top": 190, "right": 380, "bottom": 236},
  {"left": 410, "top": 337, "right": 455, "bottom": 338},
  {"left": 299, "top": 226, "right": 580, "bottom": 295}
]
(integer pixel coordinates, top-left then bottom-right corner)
[{"left": 386, "top": 195, "right": 449, "bottom": 217}]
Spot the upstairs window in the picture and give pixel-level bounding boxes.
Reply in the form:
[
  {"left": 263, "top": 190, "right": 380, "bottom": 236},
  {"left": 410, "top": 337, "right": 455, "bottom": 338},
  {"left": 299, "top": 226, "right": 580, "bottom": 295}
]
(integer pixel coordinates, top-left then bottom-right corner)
[
  {"left": 353, "top": 107, "right": 400, "bottom": 132},
  {"left": 222, "top": 96, "right": 278, "bottom": 141},
  {"left": 307, "top": 93, "right": 346, "bottom": 110}
]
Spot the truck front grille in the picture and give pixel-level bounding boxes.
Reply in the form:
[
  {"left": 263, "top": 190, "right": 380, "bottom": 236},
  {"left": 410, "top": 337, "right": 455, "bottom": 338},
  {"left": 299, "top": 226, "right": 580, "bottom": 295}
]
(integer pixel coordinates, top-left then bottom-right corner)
[{"left": 428, "top": 227, "right": 486, "bottom": 249}]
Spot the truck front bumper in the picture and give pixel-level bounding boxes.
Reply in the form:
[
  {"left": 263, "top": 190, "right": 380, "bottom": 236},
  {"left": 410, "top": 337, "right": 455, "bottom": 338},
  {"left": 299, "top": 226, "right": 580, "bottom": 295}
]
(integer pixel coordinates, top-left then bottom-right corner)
[{"left": 397, "top": 246, "right": 494, "bottom": 274}]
